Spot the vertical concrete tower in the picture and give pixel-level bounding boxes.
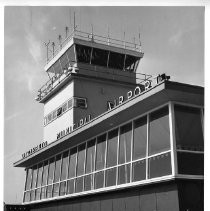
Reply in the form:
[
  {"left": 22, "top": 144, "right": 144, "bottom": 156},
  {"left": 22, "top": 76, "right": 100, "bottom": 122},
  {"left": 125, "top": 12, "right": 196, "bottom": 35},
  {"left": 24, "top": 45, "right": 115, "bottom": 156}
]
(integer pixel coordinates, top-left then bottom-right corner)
[{"left": 37, "top": 29, "right": 145, "bottom": 144}]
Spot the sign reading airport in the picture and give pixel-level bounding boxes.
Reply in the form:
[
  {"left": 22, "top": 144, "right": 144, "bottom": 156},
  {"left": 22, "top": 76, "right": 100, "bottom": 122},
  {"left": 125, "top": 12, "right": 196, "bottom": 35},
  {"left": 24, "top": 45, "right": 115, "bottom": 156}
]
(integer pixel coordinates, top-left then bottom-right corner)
[{"left": 107, "top": 73, "right": 170, "bottom": 111}]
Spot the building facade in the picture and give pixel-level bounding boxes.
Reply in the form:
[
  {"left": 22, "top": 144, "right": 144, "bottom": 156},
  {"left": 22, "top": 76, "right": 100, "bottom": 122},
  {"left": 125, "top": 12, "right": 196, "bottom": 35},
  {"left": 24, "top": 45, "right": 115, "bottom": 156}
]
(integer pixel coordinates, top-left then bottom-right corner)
[{"left": 14, "top": 29, "right": 204, "bottom": 211}]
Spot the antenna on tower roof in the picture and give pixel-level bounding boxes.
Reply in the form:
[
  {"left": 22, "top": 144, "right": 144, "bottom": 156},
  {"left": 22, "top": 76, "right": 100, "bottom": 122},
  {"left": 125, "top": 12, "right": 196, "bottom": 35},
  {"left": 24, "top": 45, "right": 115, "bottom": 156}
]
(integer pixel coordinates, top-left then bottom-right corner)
[
  {"left": 107, "top": 26, "right": 110, "bottom": 45},
  {"left": 58, "top": 35, "right": 62, "bottom": 49},
  {"left": 44, "top": 40, "right": 50, "bottom": 63},
  {"left": 133, "top": 37, "right": 136, "bottom": 49},
  {"left": 65, "top": 26, "right": 69, "bottom": 38},
  {"left": 91, "top": 24, "right": 94, "bottom": 42},
  {"left": 73, "top": 11, "right": 76, "bottom": 30},
  {"left": 123, "top": 31, "right": 126, "bottom": 48},
  {"left": 139, "top": 27, "right": 142, "bottom": 52},
  {"left": 52, "top": 42, "right": 55, "bottom": 57}
]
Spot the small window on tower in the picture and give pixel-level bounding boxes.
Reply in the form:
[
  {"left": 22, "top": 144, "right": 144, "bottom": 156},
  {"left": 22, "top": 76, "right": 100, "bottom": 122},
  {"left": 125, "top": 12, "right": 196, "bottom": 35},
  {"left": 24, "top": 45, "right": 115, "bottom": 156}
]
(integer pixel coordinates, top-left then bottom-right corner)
[
  {"left": 57, "top": 107, "right": 63, "bottom": 117},
  {"left": 48, "top": 113, "right": 53, "bottom": 123},
  {"left": 62, "top": 102, "right": 68, "bottom": 113},
  {"left": 68, "top": 98, "right": 73, "bottom": 109},
  {"left": 74, "top": 97, "right": 87, "bottom": 109},
  {"left": 52, "top": 110, "right": 57, "bottom": 120},
  {"left": 44, "top": 117, "right": 47, "bottom": 126}
]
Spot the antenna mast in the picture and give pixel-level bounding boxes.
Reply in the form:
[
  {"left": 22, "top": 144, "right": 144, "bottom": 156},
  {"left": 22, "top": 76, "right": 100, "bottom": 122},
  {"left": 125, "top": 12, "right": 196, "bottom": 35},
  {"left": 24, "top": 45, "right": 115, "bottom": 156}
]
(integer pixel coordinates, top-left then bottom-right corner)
[
  {"left": 139, "top": 27, "right": 142, "bottom": 52},
  {"left": 65, "top": 26, "right": 69, "bottom": 38},
  {"left": 44, "top": 40, "right": 50, "bottom": 63},
  {"left": 74, "top": 11, "right": 76, "bottom": 30},
  {"left": 52, "top": 42, "right": 55, "bottom": 57},
  {"left": 58, "top": 35, "right": 62, "bottom": 49}
]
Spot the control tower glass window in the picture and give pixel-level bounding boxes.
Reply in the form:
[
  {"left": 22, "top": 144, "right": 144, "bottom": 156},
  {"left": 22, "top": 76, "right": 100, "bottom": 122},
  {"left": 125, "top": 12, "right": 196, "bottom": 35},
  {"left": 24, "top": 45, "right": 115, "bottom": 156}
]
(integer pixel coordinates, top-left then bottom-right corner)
[
  {"left": 76, "top": 44, "right": 91, "bottom": 64},
  {"left": 91, "top": 48, "right": 109, "bottom": 67},
  {"left": 60, "top": 53, "right": 69, "bottom": 70},
  {"left": 108, "top": 52, "right": 125, "bottom": 70},
  {"left": 53, "top": 60, "right": 62, "bottom": 74},
  {"left": 125, "top": 55, "right": 139, "bottom": 72}
]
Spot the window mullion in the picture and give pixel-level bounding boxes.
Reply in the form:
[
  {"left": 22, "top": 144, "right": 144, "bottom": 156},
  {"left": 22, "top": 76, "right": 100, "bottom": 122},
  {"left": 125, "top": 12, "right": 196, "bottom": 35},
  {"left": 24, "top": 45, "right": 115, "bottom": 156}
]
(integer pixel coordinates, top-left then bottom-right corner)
[
  {"left": 146, "top": 114, "right": 149, "bottom": 180},
  {"left": 130, "top": 121, "right": 134, "bottom": 183},
  {"left": 116, "top": 127, "right": 120, "bottom": 185},
  {"left": 169, "top": 102, "right": 178, "bottom": 176},
  {"left": 104, "top": 133, "right": 108, "bottom": 187}
]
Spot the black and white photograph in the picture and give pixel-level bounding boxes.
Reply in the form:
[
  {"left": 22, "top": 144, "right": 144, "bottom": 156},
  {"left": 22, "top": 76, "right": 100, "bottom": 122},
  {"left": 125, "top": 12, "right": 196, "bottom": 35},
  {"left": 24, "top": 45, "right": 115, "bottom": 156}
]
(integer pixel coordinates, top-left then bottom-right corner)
[{"left": 3, "top": 4, "right": 207, "bottom": 211}]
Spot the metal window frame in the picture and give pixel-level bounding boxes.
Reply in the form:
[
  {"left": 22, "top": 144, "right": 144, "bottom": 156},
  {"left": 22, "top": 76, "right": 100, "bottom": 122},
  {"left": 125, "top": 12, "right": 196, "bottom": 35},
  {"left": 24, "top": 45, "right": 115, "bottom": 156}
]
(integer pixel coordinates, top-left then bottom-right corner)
[{"left": 24, "top": 102, "right": 177, "bottom": 203}]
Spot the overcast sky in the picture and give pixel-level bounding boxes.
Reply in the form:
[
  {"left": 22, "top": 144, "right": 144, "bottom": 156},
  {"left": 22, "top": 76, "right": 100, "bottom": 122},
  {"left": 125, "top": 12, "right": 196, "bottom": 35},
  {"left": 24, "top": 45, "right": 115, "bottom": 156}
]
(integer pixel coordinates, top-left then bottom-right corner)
[{"left": 4, "top": 6, "right": 204, "bottom": 203}]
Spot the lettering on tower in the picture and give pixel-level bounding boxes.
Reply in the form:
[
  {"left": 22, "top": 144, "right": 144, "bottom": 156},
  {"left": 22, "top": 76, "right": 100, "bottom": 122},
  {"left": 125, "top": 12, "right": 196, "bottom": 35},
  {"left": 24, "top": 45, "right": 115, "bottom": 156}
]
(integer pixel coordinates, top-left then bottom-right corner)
[{"left": 56, "top": 114, "right": 92, "bottom": 140}]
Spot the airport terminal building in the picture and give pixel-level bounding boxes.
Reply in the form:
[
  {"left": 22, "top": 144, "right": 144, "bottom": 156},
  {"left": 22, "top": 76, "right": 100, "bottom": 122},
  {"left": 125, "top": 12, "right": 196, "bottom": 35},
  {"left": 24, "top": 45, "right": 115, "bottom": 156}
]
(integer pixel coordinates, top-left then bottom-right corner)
[{"left": 13, "top": 29, "right": 204, "bottom": 211}]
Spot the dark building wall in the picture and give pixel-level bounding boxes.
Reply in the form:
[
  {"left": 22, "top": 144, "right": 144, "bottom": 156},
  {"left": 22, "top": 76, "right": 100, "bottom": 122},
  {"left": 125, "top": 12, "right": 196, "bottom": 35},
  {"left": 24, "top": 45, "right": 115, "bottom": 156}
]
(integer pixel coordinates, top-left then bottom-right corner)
[
  {"left": 29, "top": 182, "right": 180, "bottom": 211},
  {"left": 177, "top": 180, "right": 204, "bottom": 211}
]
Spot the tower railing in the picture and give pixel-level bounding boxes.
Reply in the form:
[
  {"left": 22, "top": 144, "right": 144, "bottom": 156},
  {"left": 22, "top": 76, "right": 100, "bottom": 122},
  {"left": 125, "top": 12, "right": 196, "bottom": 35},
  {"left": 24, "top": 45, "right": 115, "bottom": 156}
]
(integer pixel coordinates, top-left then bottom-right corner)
[
  {"left": 37, "top": 61, "right": 152, "bottom": 102},
  {"left": 46, "top": 29, "right": 142, "bottom": 64}
]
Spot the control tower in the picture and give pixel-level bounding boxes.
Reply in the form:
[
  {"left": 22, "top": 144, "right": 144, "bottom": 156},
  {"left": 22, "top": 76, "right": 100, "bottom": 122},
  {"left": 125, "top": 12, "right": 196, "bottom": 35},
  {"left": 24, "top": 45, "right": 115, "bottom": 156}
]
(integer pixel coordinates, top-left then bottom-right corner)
[{"left": 37, "top": 27, "right": 149, "bottom": 144}]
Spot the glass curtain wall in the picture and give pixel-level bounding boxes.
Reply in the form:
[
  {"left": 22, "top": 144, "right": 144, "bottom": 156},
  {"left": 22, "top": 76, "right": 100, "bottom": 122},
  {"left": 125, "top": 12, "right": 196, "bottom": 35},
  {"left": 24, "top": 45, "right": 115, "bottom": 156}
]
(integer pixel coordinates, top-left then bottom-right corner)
[
  {"left": 174, "top": 104, "right": 204, "bottom": 176},
  {"left": 23, "top": 104, "right": 176, "bottom": 203}
]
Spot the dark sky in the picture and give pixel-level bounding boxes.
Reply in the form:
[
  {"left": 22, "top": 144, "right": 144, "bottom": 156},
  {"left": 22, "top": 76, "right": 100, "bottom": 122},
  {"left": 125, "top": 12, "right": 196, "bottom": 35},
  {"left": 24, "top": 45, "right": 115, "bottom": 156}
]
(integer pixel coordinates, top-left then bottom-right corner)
[{"left": 4, "top": 6, "right": 204, "bottom": 203}]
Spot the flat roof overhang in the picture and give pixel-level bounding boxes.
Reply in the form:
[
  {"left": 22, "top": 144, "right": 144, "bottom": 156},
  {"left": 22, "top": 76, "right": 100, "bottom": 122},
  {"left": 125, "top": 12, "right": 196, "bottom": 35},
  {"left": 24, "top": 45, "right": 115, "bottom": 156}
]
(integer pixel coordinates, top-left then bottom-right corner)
[{"left": 14, "top": 81, "right": 204, "bottom": 168}]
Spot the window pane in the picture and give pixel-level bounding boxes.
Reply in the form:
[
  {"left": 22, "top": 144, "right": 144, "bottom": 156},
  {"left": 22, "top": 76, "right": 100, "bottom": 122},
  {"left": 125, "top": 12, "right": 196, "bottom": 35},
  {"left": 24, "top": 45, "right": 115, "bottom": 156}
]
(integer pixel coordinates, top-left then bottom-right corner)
[
  {"left": 47, "top": 185, "right": 53, "bottom": 198},
  {"left": 77, "top": 144, "right": 86, "bottom": 176},
  {"left": 149, "top": 152, "right": 172, "bottom": 179},
  {"left": 60, "top": 53, "right": 69, "bottom": 70},
  {"left": 25, "top": 168, "right": 32, "bottom": 190},
  {"left": 119, "top": 123, "right": 132, "bottom": 164},
  {"left": 30, "top": 190, "right": 35, "bottom": 201},
  {"left": 86, "top": 139, "right": 96, "bottom": 173},
  {"left": 91, "top": 48, "right": 109, "bottom": 67},
  {"left": 149, "top": 106, "right": 170, "bottom": 155},
  {"left": 59, "top": 181, "right": 66, "bottom": 196},
  {"left": 35, "top": 188, "right": 41, "bottom": 201},
  {"left": 107, "top": 129, "right": 118, "bottom": 167},
  {"left": 95, "top": 171, "right": 104, "bottom": 189},
  {"left": 67, "top": 179, "right": 75, "bottom": 194},
  {"left": 31, "top": 165, "right": 38, "bottom": 189},
  {"left": 74, "top": 98, "right": 87, "bottom": 108},
  {"left": 96, "top": 134, "right": 106, "bottom": 170},
  {"left": 68, "top": 147, "right": 77, "bottom": 178},
  {"left": 175, "top": 105, "right": 204, "bottom": 151},
  {"left": 41, "top": 187, "right": 47, "bottom": 199},
  {"left": 53, "top": 60, "right": 62, "bottom": 74},
  {"left": 62, "top": 102, "right": 68, "bottom": 113},
  {"left": 84, "top": 174, "right": 94, "bottom": 191},
  {"left": 36, "top": 163, "right": 43, "bottom": 187},
  {"left": 68, "top": 98, "right": 73, "bottom": 109},
  {"left": 61, "top": 151, "right": 69, "bottom": 181},
  {"left": 48, "top": 158, "right": 55, "bottom": 184},
  {"left": 133, "top": 116, "right": 147, "bottom": 160},
  {"left": 118, "top": 164, "right": 130, "bottom": 185},
  {"left": 106, "top": 167, "right": 117, "bottom": 187},
  {"left": 66, "top": 45, "right": 76, "bottom": 65},
  {"left": 125, "top": 55, "right": 139, "bottom": 72},
  {"left": 76, "top": 44, "right": 91, "bottom": 63},
  {"left": 54, "top": 154, "right": 62, "bottom": 183},
  {"left": 53, "top": 183, "right": 60, "bottom": 197},
  {"left": 75, "top": 177, "right": 84, "bottom": 193},
  {"left": 24, "top": 191, "right": 31, "bottom": 203},
  {"left": 108, "top": 52, "right": 125, "bottom": 70},
  {"left": 42, "top": 161, "right": 49, "bottom": 186},
  {"left": 132, "top": 159, "right": 146, "bottom": 182},
  {"left": 177, "top": 152, "right": 204, "bottom": 175}
]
